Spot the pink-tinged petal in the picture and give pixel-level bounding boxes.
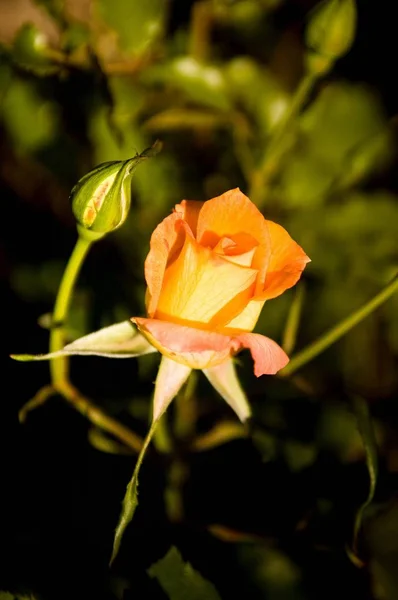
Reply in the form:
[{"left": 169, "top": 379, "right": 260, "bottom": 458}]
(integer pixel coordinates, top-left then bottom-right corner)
[
  {"left": 174, "top": 199, "right": 204, "bottom": 236},
  {"left": 132, "top": 317, "right": 288, "bottom": 377},
  {"left": 144, "top": 212, "right": 186, "bottom": 317},
  {"left": 203, "top": 358, "right": 251, "bottom": 422},
  {"left": 132, "top": 317, "right": 238, "bottom": 370},
  {"left": 259, "top": 221, "right": 311, "bottom": 300},
  {"left": 155, "top": 231, "right": 258, "bottom": 325},
  {"left": 153, "top": 355, "right": 191, "bottom": 421},
  {"left": 235, "top": 332, "right": 289, "bottom": 377}
]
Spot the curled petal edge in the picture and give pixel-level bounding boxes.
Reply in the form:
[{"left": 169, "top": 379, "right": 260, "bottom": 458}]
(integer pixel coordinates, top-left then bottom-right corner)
[{"left": 132, "top": 317, "right": 289, "bottom": 376}]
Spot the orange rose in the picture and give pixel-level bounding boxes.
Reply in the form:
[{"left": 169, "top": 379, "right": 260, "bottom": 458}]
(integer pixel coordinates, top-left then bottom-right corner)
[{"left": 133, "top": 188, "right": 310, "bottom": 379}]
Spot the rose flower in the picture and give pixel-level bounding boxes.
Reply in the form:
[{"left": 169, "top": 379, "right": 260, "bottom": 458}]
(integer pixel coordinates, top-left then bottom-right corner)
[{"left": 133, "top": 188, "right": 310, "bottom": 415}]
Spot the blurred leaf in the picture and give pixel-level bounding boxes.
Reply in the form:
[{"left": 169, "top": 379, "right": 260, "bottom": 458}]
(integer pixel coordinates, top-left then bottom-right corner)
[
  {"left": 95, "top": 0, "right": 166, "bottom": 55},
  {"left": 11, "top": 321, "right": 157, "bottom": 361},
  {"left": 317, "top": 402, "right": 363, "bottom": 462},
  {"left": 238, "top": 545, "right": 303, "bottom": 599},
  {"left": 208, "top": 524, "right": 262, "bottom": 544},
  {"left": 351, "top": 395, "right": 378, "bottom": 558},
  {"left": 13, "top": 24, "right": 61, "bottom": 76},
  {"left": 148, "top": 546, "right": 222, "bottom": 600},
  {"left": 301, "top": 83, "right": 385, "bottom": 166},
  {"left": 279, "top": 83, "right": 387, "bottom": 206},
  {"left": 335, "top": 127, "right": 395, "bottom": 191},
  {"left": 1, "top": 76, "right": 59, "bottom": 152},
  {"left": 145, "top": 57, "right": 232, "bottom": 111},
  {"left": 225, "top": 57, "right": 288, "bottom": 134},
  {"left": 144, "top": 108, "right": 228, "bottom": 132},
  {"left": 283, "top": 440, "right": 317, "bottom": 472},
  {"left": 191, "top": 420, "right": 246, "bottom": 451},
  {"left": 288, "top": 192, "right": 398, "bottom": 285}
]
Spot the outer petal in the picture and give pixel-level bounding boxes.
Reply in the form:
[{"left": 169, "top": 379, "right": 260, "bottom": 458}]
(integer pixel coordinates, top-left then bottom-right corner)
[
  {"left": 235, "top": 332, "right": 289, "bottom": 377},
  {"left": 132, "top": 317, "right": 289, "bottom": 377},
  {"left": 144, "top": 211, "right": 186, "bottom": 317},
  {"left": 225, "top": 298, "right": 266, "bottom": 331},
  {"left": 175, "top": 199, "right": 204, "bottom": 236},
  {"left": 153, "top": 355, "right": 192, "bottom": 421},
  {"left": 196, "top": 188, "right": 271, "bottom": 288},
  {"left": 259, "top": 221, "right": 310, "bottom": 300},
  {"left": 133, "top": 317, "right": 238, "bottom": 369},
  {"left": 203, "top": 358, "right": 251, "bottom": 422},
  {"left": 155, "top": 231, "right": 258, "bottom": 325}
]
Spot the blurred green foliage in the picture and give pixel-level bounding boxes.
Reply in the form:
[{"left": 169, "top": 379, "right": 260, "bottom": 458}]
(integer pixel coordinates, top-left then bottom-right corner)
[{"left": 1, "top": 0, "right": 398, "bottom": 598}]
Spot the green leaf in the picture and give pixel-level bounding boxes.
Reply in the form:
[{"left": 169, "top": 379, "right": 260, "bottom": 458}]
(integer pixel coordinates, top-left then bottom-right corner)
[
  {"left": 11, "top": 321, "right": 157, "bottom": 361},
  {"left": 148, "top": 546, "right": 222, "bottom": 600}
]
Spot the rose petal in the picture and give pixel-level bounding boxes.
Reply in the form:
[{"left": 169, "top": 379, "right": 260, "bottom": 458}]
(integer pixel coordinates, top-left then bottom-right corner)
[
  {"left": 155, "top": 231, "right": 258, "bottom": 325},
  {"left": 196, "top": 188, "right": 271, "bottom": 286},
  {"left": 133, "top": 317, "right": 238, "bottom": 369},
  {"left": 153, "top": 355, "right": 192, "bottom": 421},
  {"left": 235, "top": 332, "right": 289, "bottom": 377},
  {"left": 145, "top": 212, "right": 186, "bottom": 317},
  {"left": 259, "top": 220, "right": 311, "bottom": 300},
  {"left": 224, "top": 298, "right": 266, "bottom": 331},
  {"left": 175, "top": 199, "right": 204, "bottom": 236},
  {"left": 132, "top": 317, "right": 288, "bottom": 377}
]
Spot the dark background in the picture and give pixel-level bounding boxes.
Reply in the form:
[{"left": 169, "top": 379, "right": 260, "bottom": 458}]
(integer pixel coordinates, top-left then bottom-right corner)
[{"left": 1, "top": 0, "right": 398, "bottom": 598}]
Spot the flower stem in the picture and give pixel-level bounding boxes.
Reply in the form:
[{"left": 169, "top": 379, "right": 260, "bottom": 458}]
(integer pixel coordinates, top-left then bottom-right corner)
[
  {"left": 280, "top": 274, "right": 398, "bottom": 377},
  {"left": 50, "top": 235, "right": 92, "bottom": 387}
]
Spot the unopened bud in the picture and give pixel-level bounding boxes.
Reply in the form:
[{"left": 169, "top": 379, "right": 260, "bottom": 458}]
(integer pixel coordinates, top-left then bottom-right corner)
[
  {"left": 306, "top": 0, "right": 356, "bottom": 74},
  {"left": 71, "top": 142, "right": 161, "bottom": 240}
]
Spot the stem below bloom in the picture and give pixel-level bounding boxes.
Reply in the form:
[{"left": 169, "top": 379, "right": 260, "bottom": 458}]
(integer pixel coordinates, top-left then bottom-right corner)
[{"left": 50, "top": 235, "right": 92, "bottom": 386}]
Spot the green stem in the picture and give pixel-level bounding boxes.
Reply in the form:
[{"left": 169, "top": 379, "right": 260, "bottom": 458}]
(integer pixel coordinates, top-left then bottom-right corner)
[
  {"left": 249, "top": 71, "right": 317, "bottom": 204},
  {"left": 50, "top": 235, "right": 92, "bottom": 387},
  {"left": 280, "top": 275, "right": 398, "bottom": 377}
]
